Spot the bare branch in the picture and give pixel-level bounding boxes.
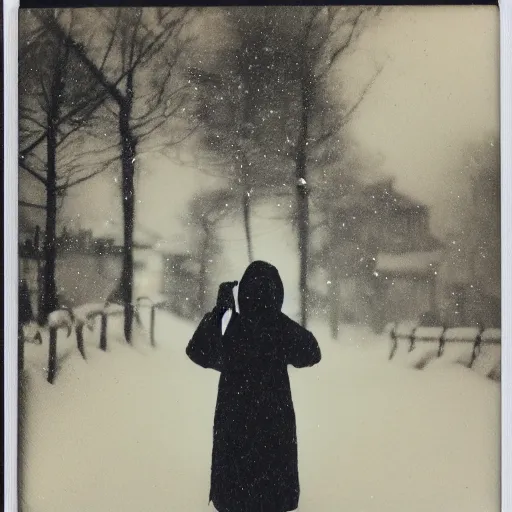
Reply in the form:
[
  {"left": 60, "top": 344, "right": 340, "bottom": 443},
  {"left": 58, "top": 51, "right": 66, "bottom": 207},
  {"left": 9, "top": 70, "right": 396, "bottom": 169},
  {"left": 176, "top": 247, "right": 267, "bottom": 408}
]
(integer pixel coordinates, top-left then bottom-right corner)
[
  {"left": 310, "top": 126, "right": 338, "bottom": 149},
  {"left": 128, "top": 10, "right": 144, "bottom": 70},
  {"left": 99, "top": 11, "right": 121, "bottom": 73},
  {"left": 59, "top": 142, "right": 120, "bottom": 169},
  {"left": 20, "top": 89, "right": 109, "bottom": 156},
  {"left": 22, "top": 113, "right": 48, "bottom": 131},
  {"left": 340, "top": 64, "right": 383, "bottom": 126},
  {"left": 19, "top": 200, "right": 47, "bottom": 210},
  {"left": 129, "top": 9, "right": 193, "bottom": 72},
  {"left": 36, "top": 12, "right": 126, "bottom": 106},
  {"left": 141, "top": 124, "right": 199, "bottom": 154},
  {"left": 133, "top": 91, "right": 189, "bottom": 133},
  {"left": 19, "top": 158, "right": 47, "bottom": 185},
  {"left": 57, "top": 159, "right": 117, "bottom": 190},
  {"left": 330, "top": 11, "right": 364, "bottom": 62},
  {"left": 313, "top": 8, "right": 373, "bottom": 84}
]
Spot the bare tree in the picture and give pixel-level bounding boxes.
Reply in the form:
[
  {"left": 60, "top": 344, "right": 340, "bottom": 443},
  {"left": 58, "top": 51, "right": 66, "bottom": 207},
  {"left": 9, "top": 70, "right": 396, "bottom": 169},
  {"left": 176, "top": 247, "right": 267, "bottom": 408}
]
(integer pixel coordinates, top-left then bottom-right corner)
[
  {"left": 308, "top": 143, "right": 385, "bottom": 337},
  {"left": 19, "top": 11, "right": 113, "bottom": 324},
  {"left": 457, "top": 134, "right": 501, "bottom": 312},
  {"left": 187, "top": 67, "right": 260, "bottom": 264},
  {"left": 39, "top": 8, "right": 197, "bottom": 342},
  {"left": 187, "top": 7, "right": 383, "bottom": 328},
  {"left": 185, "top": 188, "right": 238, "bottom": 316},
  {"left": 279, "top": 6, "right": 383, "bottom": 328},
  {"left": 187, "top": 9, "right": 297, "bottom": 263}
]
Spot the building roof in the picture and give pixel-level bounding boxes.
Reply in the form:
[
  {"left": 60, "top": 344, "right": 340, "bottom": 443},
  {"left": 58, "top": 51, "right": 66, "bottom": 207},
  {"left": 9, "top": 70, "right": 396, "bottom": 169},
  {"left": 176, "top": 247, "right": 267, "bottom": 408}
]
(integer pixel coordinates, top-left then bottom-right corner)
[
  {"left": 331, "top": 178, "right": 428, "bottom": 216},
  {"left": 362, "top": 178, "right": 427, "bottom": 212},
  {"left": 375, "top": 250, "right": 444, "bottom": 276},
  {"left": 95, "top": 220, "right": 161, "bottom": 248}
]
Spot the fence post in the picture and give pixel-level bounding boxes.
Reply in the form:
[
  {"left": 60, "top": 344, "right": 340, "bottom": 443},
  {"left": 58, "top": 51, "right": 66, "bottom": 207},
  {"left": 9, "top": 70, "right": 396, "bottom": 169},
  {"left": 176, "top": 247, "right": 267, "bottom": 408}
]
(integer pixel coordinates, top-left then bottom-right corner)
[
  {"left": 47, "top": 327, "right": 57, "bottom": 384},
  {"left": 100, "top": 313, "right": 108, "bottom": 351},
  {"left": 135, "top": 304, "right": 143, "bottom": 326},
  {"left": 437, "top": 326, "right": 447, "bottom": 358},
  {"left": 408, "top": 326, "right": 417, "bottom": 353},
  {"left": 469, "top": 324, "right": 484, "bottom": 368},
  {"left": 76, "top": 324, "right": 86, "bottom": 360},
  {"left": 136, "top": 296, "right": 157, "bottom": 348},
  {"left": 150, "top": 305, "right": 156, "bottom": 347},
  {"left": 389, "top": 323, "right": 398, "bottom": 360}
]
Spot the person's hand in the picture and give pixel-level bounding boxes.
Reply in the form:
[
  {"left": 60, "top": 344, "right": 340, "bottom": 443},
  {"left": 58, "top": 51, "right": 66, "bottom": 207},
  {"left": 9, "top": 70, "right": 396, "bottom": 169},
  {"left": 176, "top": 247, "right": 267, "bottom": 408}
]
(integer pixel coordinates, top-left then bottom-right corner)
[{"left": 216, "top": 281, "right": 238, "bottom": 314}]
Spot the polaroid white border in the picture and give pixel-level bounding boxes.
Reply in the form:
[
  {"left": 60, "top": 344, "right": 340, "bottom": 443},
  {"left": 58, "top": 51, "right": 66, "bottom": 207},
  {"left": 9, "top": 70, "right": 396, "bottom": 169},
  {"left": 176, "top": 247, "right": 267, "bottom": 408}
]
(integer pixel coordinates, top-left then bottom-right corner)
[
  {"left": 3, "top": 3, "right": 511, "bottom": 511},
  {"left": 4, "top": 0, "right": 19, "bottom": 509},
  {"left": 500, "top": 1, "right": 511, "bottom": 511}
]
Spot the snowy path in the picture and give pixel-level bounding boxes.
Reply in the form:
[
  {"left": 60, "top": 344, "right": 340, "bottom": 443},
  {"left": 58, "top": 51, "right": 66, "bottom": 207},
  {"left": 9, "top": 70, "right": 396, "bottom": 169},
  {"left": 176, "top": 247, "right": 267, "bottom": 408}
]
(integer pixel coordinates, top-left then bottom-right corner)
[{"left": 20, "top": 312, "right": 500, "bottom": 512}]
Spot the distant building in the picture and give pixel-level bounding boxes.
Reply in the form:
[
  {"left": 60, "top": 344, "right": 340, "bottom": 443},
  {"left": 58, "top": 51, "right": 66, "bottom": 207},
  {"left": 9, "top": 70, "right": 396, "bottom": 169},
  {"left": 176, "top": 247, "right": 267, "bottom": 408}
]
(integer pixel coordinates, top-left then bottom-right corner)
[
  {"left": 370, "top": 250, "right": 444, "bottom": 330},
  {"left": 343, "top": 178, "right": 443, "bottom": 254},
  {"left": 319, "top": 178, "right": 445, "bottom": 332},
  {"left": 93, "top": 237, "right": 119, "bottom": 255},
  {"left": 57, "top": 227, "right": 110, "bottom": 254},
  {"left": 19, "top": 224, "right": 169, "bottom": 309},
  {"left": 437, "top": 230, "right": 500, "bottom": 328},
  {"left": 161, "top": 252, "right": 200, "bottom": 320}
]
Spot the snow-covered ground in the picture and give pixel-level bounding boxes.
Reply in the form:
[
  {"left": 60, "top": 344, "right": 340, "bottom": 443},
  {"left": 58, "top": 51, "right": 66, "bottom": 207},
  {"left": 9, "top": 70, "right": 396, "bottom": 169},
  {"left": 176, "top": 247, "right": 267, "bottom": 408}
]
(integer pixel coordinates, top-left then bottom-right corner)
[{"left": 19, "top": 310, "right": 500, "bottom": 512}]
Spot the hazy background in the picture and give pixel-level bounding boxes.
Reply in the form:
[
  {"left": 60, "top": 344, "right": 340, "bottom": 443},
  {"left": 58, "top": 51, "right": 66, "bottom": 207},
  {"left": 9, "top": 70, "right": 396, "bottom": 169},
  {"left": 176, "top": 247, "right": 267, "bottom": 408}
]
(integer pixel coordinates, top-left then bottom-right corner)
[
  {"left": 29, "top": 5, "right": 498, "bottom": 241},
  {"left": 17, "top": 7, "right": 501, "bottom": 512},
  {"left": 18, "top": 4, "right": 500, "bottom": 327}
]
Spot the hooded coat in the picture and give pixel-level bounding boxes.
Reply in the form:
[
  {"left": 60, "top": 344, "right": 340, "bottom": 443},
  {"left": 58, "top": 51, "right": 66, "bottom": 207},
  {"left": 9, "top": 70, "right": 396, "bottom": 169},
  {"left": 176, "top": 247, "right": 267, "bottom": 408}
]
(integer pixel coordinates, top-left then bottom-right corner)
[{"left": 186, "top": 261, "right": 321, "bottom": 512}]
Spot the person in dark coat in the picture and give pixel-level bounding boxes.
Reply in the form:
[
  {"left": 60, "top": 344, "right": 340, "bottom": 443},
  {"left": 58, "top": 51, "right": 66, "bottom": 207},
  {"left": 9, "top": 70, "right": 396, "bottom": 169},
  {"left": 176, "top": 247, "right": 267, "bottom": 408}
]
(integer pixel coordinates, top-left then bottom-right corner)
[{"left": 186, "top": 260, "right": 321, "bottom": 512}]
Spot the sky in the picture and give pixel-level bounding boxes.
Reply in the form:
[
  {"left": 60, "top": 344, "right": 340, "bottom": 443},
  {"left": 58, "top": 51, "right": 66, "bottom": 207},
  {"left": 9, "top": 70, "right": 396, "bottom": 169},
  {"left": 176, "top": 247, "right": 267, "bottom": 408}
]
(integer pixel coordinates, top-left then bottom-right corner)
[
  {"left": 348, "top": 5, "right": 499, "bottom": 236},
  {"left": 20, "top": 5, "right": 500, "bottom": 247}
]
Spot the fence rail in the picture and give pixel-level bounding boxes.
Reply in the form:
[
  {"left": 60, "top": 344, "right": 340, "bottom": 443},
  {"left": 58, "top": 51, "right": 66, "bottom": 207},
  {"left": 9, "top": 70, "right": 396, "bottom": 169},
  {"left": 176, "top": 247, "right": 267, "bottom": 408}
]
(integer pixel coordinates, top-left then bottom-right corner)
[
  {"left": 20, "top": 295, "right": 169, "bottom": 384},
  {"left": 386, "top": 321, "right": 501, "bottom": 370}
]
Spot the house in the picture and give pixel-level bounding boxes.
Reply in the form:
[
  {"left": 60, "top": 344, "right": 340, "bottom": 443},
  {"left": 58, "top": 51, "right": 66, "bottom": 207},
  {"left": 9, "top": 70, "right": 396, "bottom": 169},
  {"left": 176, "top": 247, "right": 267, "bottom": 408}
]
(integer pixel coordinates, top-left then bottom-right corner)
[
  {"left": 369, "top": 250, "right": 444, "bottom": 331},
  {"left": 317, "top": 178, "right": 445, "bottom": 332},
  {"left": 18, "top": 217, "right": 186, "bottom": 312},
  {"left": 56, "top": 227, "right": 95, "bottom": 253},
  {"left": 436, "top": 231, "right": 500, "bottom": 328},
  {"left": 25, "top": 224, "right": 168, "bottom": 308},
  {"left": 342, "top": 178, "right": 443, "bottom": 254},
  {"left": 161, "top": 252, "right": 200, "bottom": 320}
]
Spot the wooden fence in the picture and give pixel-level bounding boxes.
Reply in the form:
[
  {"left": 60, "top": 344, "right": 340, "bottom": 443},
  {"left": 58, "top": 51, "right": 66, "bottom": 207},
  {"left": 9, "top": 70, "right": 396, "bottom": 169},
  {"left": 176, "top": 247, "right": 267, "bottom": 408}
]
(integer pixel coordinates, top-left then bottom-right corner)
[
  {"left": 385, "top": 321, "right": 501, "bottom": 373},
  {"left": 19, "top": 295, "right": 168, "bottom": 384}
]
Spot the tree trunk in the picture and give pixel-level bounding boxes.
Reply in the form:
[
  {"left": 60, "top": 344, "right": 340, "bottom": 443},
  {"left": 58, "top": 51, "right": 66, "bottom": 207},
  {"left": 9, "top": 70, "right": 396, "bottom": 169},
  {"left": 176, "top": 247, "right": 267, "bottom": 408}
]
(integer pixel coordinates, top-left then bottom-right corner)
[
  {"left": 38, "top": 106, "right": 59, "bottom": 324},
  {"left": 242, "top": 152, "right": 254, "bottom": 263},
  {"left": 329, "top": 280, "right": 340, "bottom": 339},
  {"left": 328, "top": 250, "right": 340, "bottom": 340},
  {"left": 326, "top": 211, "right": 340, "bottom": 339},
  {"left": 295, "top": 75, "right": 312, "bottom": 328},
  {"left": 239, "top": 151, "right": 254, "bottom": 264},
  {"left": 296, "top": 177, "right": 309, "bottom": 328},
  {"left": 197, "top": 226, "right": 210, "bottom": 315},
  {"left": 242, "top": 185, "right": 254, "bottom": 264},
  {"left": 119, "top": 99, "right": 136, "bottom": 343}
]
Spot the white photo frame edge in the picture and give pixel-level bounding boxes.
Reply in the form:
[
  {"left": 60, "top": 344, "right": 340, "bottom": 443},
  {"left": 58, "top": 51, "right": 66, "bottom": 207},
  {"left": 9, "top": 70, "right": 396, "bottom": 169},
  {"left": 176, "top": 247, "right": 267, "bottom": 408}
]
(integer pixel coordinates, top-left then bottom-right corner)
[
  {"left": 4, "top": 0, "right": 20, "bottom": 510},
  {"left": 3, "top": 2, "right": 511, "bottom": 511}
]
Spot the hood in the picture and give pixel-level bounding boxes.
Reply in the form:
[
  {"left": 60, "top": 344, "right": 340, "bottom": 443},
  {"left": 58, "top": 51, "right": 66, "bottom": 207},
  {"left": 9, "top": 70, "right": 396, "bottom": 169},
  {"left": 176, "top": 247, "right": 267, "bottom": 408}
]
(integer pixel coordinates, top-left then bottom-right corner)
[{"left": 237, "top": 260, "right": 284, "bottom": 317}]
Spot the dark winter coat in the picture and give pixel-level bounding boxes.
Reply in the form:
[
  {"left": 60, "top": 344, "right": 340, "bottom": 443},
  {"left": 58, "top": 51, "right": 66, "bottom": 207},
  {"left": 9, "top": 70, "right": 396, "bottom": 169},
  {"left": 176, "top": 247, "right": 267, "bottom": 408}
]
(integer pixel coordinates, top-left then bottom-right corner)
[{"left": 186, "top": 261, "right": 321, "bottom": 512}]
